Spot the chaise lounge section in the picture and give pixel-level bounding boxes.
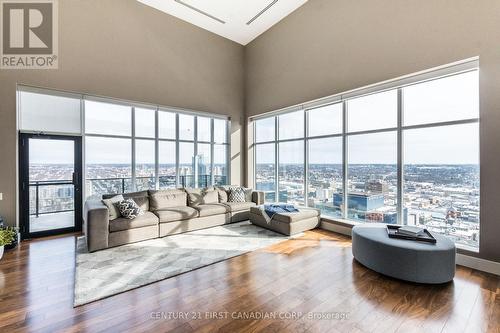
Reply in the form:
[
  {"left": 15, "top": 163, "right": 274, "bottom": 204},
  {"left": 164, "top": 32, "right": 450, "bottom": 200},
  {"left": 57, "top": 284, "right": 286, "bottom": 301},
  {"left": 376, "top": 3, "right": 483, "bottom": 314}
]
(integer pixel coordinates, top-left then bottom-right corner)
[
  {"left": 249, "top": 206, "right": 320, "bottom": 236},
  {"left": 84, "top": 187, "right": 264, "bottom": 252}
]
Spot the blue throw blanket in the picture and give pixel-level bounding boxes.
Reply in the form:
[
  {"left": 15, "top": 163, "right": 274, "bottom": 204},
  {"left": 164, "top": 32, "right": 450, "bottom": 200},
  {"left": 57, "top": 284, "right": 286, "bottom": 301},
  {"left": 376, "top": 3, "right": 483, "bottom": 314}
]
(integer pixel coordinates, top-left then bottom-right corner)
[{"left": 263, "top": 204, "right": 299, "bottom": 219}]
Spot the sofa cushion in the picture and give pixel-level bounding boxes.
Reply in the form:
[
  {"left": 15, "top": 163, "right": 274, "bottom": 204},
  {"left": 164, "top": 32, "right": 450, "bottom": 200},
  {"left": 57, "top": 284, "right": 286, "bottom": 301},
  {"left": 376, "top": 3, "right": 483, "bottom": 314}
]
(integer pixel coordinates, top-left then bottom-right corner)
[
  {"left": 222, "top": 201, "right": 257, "bottom": 212},
  {"left": 203, "top": 190, "right": 219, "bottom": 204},
  {"left": 102, "top": 190, "right": 150, "bottom": 212},
  {"left": 109, "top": 211, "right": 159, "bottom": 232},
  {"left": 123, "top": 191, "right": 150, "bottom": 211},
  {"left": 129, "top": 196, "right": 148, "bottom": 211},
  {"left": 185, "top": 188, "right": 218, "bottom": 206},
  {"left": 194, "top": 203, "right": 229, "bottom": 217},
  {"left": 215, "top": 187, "right": 228, "bottom": 203},
  {"left": 267, "top": 208, "right": 319, "bottom": 224},
  {"left": 185, "top": 188, "right": 203, "bottom": 206},
  {"left": 149, "top": 189, "right": 187, "bottom": 210},
  {"left": 103, "top": 191, "right": 150, "bottom": 210},
  {"left": 102, "top": 194, "right": 124, "bottom": 220},
  {"left": 154, "top": 206, "right": 199, "bottom": 223}
]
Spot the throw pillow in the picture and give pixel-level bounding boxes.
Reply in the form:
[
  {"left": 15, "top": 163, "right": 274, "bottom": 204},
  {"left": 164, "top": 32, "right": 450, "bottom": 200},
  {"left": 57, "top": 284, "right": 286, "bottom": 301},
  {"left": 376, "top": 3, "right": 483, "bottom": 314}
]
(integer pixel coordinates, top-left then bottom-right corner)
[
  {"left": 186, "top": 188, "right": 204, "bottom": 206},
  {"left": 118, "top": 199, "right": 144, "bottom": 219},
  {"left": 216, "top": 187, "right": 228, "bottom": 203},
  {"left": 122, "top": 191, "right": 150, "bottom": 211},
  {"left": 203, "top": 190, "right": 219, "bottom": 204},
  {"left": 224, "top": 186, "right": 252, "bottom": 202},
  {"left": 242, "top": 187, "right": 253, "bottom": 202},
  {"left": 228, "top": 188, "right": 246, "bottom": 202},
  {"left": 102, "top": 194, "right": 124, "bottom": 220}
]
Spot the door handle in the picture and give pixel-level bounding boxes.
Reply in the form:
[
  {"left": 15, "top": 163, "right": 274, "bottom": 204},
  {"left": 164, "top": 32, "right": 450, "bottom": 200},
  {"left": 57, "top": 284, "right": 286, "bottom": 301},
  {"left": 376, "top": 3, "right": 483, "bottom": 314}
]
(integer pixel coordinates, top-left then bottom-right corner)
[{"left": 72, "top": 172, "right": 78, "bottom": 186}]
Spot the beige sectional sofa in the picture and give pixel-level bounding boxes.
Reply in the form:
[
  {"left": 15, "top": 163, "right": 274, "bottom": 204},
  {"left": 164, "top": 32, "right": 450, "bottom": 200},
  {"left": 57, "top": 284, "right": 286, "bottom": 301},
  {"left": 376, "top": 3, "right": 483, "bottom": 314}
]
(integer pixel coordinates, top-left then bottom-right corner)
[{"left": 84, "top": 187, "right": 265, "bottom": 252}]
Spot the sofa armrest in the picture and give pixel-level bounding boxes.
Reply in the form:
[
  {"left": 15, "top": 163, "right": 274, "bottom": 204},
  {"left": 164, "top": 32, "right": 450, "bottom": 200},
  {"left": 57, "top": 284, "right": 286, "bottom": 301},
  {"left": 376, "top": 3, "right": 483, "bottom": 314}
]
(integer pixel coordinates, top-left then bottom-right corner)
[
  {"left": 84, "top": 199, "right": 109, "bottom": 252},
  {"left": 251, "top": 191, "right": 265, "bottom": 205}
]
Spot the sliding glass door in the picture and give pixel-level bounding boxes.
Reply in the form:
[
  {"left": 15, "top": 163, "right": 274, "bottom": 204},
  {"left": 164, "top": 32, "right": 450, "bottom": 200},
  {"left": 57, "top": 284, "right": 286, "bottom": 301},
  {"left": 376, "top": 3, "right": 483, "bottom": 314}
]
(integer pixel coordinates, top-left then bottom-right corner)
[{"left": 19, "top": 134, "right": 83, "bottom": 238}]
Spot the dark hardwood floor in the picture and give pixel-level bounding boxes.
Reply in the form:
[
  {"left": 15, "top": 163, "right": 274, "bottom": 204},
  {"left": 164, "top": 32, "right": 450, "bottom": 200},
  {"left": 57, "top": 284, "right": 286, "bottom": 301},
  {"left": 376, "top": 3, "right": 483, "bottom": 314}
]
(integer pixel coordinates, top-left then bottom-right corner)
[{"left": 0, "top": 230, "right": 498, "bottom": 333}]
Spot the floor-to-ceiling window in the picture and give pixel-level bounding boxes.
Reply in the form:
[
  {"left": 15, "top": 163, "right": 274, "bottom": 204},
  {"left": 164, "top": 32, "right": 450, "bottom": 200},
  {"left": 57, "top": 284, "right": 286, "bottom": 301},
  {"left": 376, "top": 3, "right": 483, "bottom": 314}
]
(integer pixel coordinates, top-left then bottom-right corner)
[
  {"left": 402, "top": 71, "right": 480, "bottom": 249},
  {"left": 252, "top": 61, "right": 479, "bottom": 249},
  {"left": 347, "top": 131, "right": 397, "bottom": 222},
  {"left": 84, "top": 101, "right": 230, "bottom": 198},
  {"left": 17, "top": 86, "right": 231, "bottom": 203},
  {"left": 255, "top": 117, "right": 276, "bottom": 201},
  {"left": 307, "top": 103, "right": 343, "bottom": 217},
  {"left": 134, "top": 107, "right": 156, "bottom": 191},
  {"left": 158, "top": 111, "right": 177, "bottom": 189},
  {"left": 213, "top": 118, "right": 229, "bottom": 185},
  {"left": 277, "top": 110, "right": 305, "bottom": 205},
  {"left": 85, "top": 101, "right": 134, "bottom": 196}
]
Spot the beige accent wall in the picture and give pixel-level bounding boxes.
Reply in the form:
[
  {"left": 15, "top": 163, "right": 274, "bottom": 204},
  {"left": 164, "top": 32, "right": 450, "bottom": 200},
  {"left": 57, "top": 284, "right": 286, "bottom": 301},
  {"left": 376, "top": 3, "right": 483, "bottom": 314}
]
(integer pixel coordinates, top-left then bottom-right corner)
[
  {"left": 245, "top": 0, "right": 500, "bottom": 262},
  {"left": 0, "top": 0, "right": 244, "bottom": 228}
]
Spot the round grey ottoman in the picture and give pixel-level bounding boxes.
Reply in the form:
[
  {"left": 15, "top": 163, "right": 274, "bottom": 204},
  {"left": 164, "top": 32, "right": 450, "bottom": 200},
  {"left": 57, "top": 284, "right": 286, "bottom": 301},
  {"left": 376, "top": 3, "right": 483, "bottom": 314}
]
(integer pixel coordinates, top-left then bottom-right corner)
[{"left": 352, "top": 224, "right": 455, "bottom": 284}]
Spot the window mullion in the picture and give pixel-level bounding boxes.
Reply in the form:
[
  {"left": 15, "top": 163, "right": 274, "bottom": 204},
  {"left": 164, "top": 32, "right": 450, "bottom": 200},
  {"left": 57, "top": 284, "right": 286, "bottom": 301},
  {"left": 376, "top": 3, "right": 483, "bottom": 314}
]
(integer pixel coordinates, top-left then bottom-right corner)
[
  {"left": 304, "top": 110, "right": 309, "bottom": 207},
  {"left": 175, "top": 114, "right": 180, "bottom": 188},
  {"left": 210, "top": 118, "right": 214, "bottom": 186},
  {"left": 155, "top": 107, "right": 159, "bottom": 190},
  {"left": 81, "top": 98, "right": 87, "bottom": 201},
  {"left": 342, "top": 101, "right": 348, "bottom": 220},
  {"left": 275, "top": 116, "right": 279, "bottom": 203},
  {"left": 226, "top": 120, "right": 231, "bottom": 185},
  {"left": 397, "top": 88, "right": 405, "bottom": 225},
  {"left": 253, "top": 120, "right": 256, "bottom": 190},
  {"left": 194, "top": 116, "right": 198, "bottom": 188},
  {"left": 131, "top": 107, "right": 136, "bottom": 192}
]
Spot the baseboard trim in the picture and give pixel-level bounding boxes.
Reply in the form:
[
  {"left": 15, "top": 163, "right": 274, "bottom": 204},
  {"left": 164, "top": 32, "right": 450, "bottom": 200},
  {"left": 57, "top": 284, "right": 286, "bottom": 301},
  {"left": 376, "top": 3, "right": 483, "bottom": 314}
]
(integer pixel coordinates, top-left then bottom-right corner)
[
  {"left": 320, "top": 221, "right": 352, "bottom": 237},
  {"left": 456, "top": 253, "right": 500, "bottom": 276},
  {"left": 320, "top": 220, "right": 500, "bottom": 276}
]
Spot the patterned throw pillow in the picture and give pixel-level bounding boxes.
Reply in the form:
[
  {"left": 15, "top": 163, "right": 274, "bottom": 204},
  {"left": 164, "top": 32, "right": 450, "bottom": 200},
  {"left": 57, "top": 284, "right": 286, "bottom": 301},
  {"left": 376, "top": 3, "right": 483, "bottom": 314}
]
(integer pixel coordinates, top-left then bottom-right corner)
[
  {"left": 118, "top": 199, "right": 144, "bottom": 219},
  {"left": 228, "top": 188, "right": 246, "bottom": 202},
  {"left": 221, "top": 186, "right": 253, "bottom": 202}
]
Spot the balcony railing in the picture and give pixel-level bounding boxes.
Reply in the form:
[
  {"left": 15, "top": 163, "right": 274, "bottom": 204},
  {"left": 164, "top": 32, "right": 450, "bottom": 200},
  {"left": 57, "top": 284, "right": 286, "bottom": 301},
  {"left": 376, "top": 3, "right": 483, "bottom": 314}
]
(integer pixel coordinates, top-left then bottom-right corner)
[
  {"left": 30, "top": 175, "right": 228, "bottom": 216},
  {"left": 29, "top": 180, "right": 75, "bottom": 217},
  {"left": 85, "top": 175, "right": 228, "bottom": 199}
]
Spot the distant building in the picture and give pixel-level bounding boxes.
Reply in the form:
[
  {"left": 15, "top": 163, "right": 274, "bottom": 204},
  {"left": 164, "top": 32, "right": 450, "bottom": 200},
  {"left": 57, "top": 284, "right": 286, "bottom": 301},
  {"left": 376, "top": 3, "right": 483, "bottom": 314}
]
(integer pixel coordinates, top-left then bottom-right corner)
[
  {"left": 316, "top": 188, "right": 332, "bottom": 201},
  {"left": 333, "top": 192, "right": 385, "bottom": 211},
  {"left": 333, "top": 192, "right": 407, "bottom": 224},
  {"left": 313, "top": 201, "right": 342, "bottom": 217},
  {"left": 408, "top": 213, "right": 417, "bottom": 226},
  {"left": 380, "top": 209, "right": 408, "bottom": 225},
  {"left": 365, "top": 180, "right": 388, "bottom": 194},
  {"left": 256, "top": 181, "right": 287, "bottom": 202}
]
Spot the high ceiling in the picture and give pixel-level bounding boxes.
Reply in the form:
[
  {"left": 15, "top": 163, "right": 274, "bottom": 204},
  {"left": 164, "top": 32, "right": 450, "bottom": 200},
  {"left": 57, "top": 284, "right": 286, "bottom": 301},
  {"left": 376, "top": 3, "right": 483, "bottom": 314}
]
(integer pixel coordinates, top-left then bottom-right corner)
[{"left": 137, "top": 0, "right": 308, "bottom": 45}]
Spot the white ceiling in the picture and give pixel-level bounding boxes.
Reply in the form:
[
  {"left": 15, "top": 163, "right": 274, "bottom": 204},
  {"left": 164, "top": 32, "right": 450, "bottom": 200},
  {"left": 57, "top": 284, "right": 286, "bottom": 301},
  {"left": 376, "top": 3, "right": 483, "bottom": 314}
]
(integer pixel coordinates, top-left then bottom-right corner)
[{"left": 137, "top": 0, "right": 308, "bottom": 45}]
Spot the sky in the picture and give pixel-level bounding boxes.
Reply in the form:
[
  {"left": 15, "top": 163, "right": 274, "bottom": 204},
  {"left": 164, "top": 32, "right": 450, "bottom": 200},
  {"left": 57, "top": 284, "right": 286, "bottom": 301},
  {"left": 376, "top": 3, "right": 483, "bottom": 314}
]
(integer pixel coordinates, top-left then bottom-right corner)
[
  {"left": 26, "top": 71, "right": 479, "bottom": 166},
  {"left": 30, "top": 121, "right": 479, "bottom": 165},
  {"left": 30, "top": 139, "right": 74, "bottom": 164},
  {"left": 255, "top": 71, "right": 479, "bottom": 164},
  {"left": 255, "top": 121, "right": 479, "bottom": 165}
]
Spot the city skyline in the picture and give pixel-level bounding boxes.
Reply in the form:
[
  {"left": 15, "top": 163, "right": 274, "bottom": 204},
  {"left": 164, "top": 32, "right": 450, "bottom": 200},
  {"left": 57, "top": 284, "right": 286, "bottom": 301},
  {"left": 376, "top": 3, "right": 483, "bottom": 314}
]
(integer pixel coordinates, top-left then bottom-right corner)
[{"left": 256, "top": 162, "right": 479, "bottom": 248}]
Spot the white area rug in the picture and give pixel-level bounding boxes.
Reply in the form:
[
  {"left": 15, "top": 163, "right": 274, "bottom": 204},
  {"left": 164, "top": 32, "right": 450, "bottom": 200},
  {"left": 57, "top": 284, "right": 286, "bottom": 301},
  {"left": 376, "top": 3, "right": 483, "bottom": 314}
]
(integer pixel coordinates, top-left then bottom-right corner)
[{"left": 74, "top": 221, "right": 291, "bottom": 306}]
